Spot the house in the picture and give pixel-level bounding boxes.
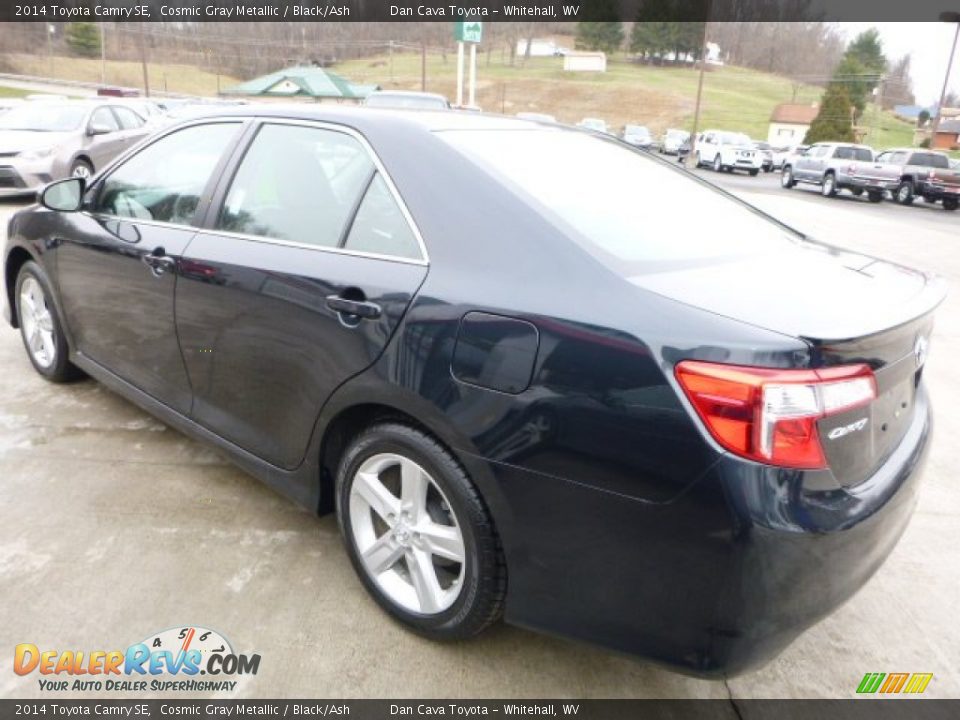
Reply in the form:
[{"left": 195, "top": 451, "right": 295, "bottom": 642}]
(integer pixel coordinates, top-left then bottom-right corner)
[
  {"left": 767, "top": 103, "right": 819, "bottom": 145},
  {"left": 563, "top": 52, "right": 607, "bottom": 73},
  {"left": 932, "top": 118, "right": 960, "bottom": 150},
  {"left": 516, "top": 39, "right": 569, "bottom": 57}
]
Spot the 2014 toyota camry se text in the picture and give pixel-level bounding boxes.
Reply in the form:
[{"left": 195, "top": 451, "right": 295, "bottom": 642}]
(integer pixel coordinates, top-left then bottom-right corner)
[{"left": 3, "top": 107, "right": 944, "bottom": 676}]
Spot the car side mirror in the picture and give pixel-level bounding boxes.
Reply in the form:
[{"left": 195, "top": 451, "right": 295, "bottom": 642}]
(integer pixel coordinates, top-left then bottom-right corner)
[
  {"left": 87, "top": 123, "right": 113, "bottom": 136},
  {"left": 39, "top": 177, "right": 84, "bottom": 212}
]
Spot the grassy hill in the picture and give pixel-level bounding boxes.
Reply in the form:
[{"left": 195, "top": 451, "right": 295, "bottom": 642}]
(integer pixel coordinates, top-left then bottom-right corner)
[
  {"left": 0, "top": 49, "right": 919, "bottom": 150},
  {"left": 1, "top": 52, "right": 237, "bottom": 97},
  {"left": 333, "top": 51, "right": 917, "bottom": 149}
]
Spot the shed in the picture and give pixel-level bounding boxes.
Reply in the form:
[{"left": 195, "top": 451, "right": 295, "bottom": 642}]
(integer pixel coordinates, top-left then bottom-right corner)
[{"left": 222, "top": 65, "right": 377, "bottom": 101}]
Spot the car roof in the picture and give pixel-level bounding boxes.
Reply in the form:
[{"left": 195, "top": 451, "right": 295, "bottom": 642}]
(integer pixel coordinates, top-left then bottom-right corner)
[{"left": 167, "top": 103, "right": 536, "bottom": 133}]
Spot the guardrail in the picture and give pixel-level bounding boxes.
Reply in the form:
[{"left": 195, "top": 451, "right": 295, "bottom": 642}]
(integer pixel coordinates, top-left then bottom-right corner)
[{"left": 0, "top": 72, "right": 201, "bottom": 99}]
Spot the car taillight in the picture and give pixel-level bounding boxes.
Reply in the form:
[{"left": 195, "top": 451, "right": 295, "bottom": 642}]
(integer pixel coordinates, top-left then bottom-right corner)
[{"left": 674, "top": 361, "right": 876, "bottom": 469}]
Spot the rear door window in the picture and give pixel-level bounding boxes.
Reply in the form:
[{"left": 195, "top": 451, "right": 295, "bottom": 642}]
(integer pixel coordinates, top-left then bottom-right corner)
[
  {"left": 216, "top": 123, "right": 374, "bottom": 248},
  {"left": 95, "top": 122, "right": 239, "bottom": 225},
  {"left": 112, "top": 106, "right": 144, "bottom": 130},
  {"left": 909, "top": 153, "right": 949, "bottom": 168},
  {"left": 343, "top": 173, "right": 420, "bottom": 260}
]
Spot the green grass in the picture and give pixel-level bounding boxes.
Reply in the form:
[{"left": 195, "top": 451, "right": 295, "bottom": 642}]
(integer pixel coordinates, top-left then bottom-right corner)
[
  {"left": 0, "top": 85, "right": 31, "bottom": 98},
  {"left": 335, "top": 51, "right": 918, "bottom": 150}
]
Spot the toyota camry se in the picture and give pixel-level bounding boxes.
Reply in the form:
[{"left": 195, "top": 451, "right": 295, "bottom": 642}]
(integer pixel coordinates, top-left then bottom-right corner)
[{"left": 3, "top": 107, "right": 944, "bottom": 676}]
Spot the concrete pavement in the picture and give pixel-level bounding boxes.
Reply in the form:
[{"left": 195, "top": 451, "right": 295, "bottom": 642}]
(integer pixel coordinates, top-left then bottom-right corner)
[{"left": 1, "top": 174, "right": 958, "bottom": 699}]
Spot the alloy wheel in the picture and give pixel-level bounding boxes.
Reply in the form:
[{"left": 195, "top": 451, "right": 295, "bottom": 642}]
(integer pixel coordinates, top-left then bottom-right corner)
[
  {"left": 349, "top": 453, "right": 466, "bottom": 614},
  {"left": 19, "top": 276, "right": 57, "bottom": 369},
  {"left": 71, "top": 164, "right": 91, "bottom": 179}
]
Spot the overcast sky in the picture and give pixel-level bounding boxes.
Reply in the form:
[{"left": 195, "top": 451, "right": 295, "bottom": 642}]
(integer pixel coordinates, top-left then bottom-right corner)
[{"left": 842, "top": 22, "right": 960, "bottom": 106}]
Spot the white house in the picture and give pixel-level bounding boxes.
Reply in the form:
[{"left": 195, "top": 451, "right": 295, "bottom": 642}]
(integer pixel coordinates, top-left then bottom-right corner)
[
  {"left": 767, "top": 103, "right": 819, "bottom": 145},
  {"left": 516, "top": 39, "right": 568, "bottom": 57}
]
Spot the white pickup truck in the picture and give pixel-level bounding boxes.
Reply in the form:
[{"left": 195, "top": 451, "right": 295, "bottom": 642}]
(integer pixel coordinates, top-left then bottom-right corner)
[{"left": 694, "top": 130, "right": 764, "bottom": 175}]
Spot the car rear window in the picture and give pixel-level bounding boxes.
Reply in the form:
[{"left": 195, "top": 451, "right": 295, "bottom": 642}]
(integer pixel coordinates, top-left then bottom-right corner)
[
  {"left": 910, "top": 153, "right": 950, "bottom": 169},
  {"left": 440, "top": 128, "right": 800, "bottom": 266},
  {"left": 834, "top": 146, "right": 872, "bottom": 161}
]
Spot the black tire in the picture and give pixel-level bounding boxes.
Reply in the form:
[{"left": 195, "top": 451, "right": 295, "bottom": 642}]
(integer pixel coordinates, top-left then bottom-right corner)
[
  {"left": 896, "top": 181, "right": 915, "bottom": 206},
  {"left": 336, "top": 422, "right": 506, "bottom": 640},
  {"left": 748, "top": 169, "right": 759, "bottom": 176},
  {"left": 781, "top": 166, "right": 796, "bottom": 188},
  {"left": 14, "top": 261, "right": 83, "bottom": 382},
  {"left": 69, "top": 158, "right": 93, "bottom": 180},
  {"left": 821, "top": 172, "right": 837, "bottom": 197},
  {"left": 867, "top": 190, "right": 884, "bottom": 203},
  {"left": 852, "top": 188, "right": 864, "bottom": 197},
  {"left": 943, "top": 197, "right": 959, "bottom": 212},
  {"left": 713, "top": 155, "right": 722, "bottom": 172}
]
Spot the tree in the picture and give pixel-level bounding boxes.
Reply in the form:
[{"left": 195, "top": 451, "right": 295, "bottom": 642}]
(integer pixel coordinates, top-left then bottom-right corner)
[
  {"left": 575, "top": 0, "right": 624, "bottom": 54},
  {"left": 804, "top": 84, "right": 855, "bottom": 144},
  {"left": 65, "top": 22, "right": 100, "bottom": 58},
  {"left": 832, "top": 29, "right": 887, "bottom": 121},
  {"left": 846, "top": 28, "right": 886, "bottom": 76}
]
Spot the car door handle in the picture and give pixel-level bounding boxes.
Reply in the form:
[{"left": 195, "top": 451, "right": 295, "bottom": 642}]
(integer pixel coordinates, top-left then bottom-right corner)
[
  {"left": 143, "top": 248, "right": 176, "bottom": 277},
  {"left": 326, "top": 294, "right": 382, "bottom": 320}
]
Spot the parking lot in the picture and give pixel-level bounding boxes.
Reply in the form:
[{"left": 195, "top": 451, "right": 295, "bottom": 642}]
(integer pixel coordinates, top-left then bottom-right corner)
[{"left": 1, "top": 167, "right": 958, "bottom": 700}]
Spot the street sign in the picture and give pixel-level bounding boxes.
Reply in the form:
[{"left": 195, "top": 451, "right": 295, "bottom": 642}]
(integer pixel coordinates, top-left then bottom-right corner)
[{"left": 454, "top": 21, "right": 483, "bottom": 44}]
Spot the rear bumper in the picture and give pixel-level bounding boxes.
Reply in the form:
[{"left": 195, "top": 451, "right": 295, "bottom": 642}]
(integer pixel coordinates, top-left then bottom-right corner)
[
  {"left": 922, "top": 182, "right": 960, "bottom": 200},
  {"left": 483, "top": 385, "right": 931, "bottom": 677}
]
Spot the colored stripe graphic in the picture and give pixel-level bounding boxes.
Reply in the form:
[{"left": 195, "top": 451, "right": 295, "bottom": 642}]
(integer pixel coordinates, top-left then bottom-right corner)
[
  {"left": 880, "top": 673, "right": 909, "bottom": 693},
  {"left": 903, "top": 674, "right": 934, "bottom": 694},
  {"left": 857, "top": 673, "right": 885, "bottom": 694}
]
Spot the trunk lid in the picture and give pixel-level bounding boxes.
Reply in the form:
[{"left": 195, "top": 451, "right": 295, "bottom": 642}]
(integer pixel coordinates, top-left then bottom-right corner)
[{"left": 632, "top": 242, "right": 945, "bottom": 486}]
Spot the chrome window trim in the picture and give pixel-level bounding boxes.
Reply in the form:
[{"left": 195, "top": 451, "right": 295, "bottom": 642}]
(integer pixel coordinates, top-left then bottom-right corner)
[{"left": 86, "top": 115, "right": 430, "bottom": 266}]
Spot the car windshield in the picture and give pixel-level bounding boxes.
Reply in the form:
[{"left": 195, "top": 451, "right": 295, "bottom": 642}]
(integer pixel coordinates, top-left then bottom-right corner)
[
  {"left": 441, "top": 128, "right": 801, "bottom": 268},
  {"left": 721, "top": 132, "right": 752, "bottom": 145},
  {"left": 365, "top": 94, "right": 447, "bottom": 110},
  {"left": 0, "top": 104, "right": 87, "bottom": 132}
]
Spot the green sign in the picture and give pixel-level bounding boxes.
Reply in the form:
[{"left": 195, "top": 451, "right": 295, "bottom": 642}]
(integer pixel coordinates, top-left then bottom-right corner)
[{"left": 454, "top": 21, "right": 483, "bottom": 44}]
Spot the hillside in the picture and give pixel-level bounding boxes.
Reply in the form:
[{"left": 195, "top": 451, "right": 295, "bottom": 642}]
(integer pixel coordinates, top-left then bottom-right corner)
[
  {"left": 334, "top": 51, "right": 917, "bottom": 148},
  {"left": 0, "top": 49, "right": 918, "bottom": 149}
]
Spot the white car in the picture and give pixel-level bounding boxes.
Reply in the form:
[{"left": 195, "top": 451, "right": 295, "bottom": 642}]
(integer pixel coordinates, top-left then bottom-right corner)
[
  {"left": 577, "top": 118, "right": 609, "bottom": 134},
  {"left": 695, "top": 130, "right": 763, "bottom": 175}
]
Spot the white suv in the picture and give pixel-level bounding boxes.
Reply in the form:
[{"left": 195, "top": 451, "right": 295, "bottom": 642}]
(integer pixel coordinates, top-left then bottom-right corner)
[{"left": 695, "top": 130, "right": 763, "bottom": 175}]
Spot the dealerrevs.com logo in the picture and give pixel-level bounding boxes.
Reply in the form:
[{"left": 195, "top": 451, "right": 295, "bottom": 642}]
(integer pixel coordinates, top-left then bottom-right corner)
[{"left": 14, "top": 626, "right": 261, "bottom": 693}]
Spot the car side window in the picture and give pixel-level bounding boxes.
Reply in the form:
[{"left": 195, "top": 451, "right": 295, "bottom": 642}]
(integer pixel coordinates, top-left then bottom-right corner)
[
  {"left": 94, "top": 122, "right": 239, "bottom": 225},
  {"left": 876, "top": 152, "right": 890, "bottom": 163},
  {"left": 90, "top": 107, "right": 119, "bottom": 133},
  {"left": 343, "top": 173, "right": 420, "bottom": 260},
  {"left": 113, "top": 106, "right": 144, "bottom": 130},
  {"left": 217, "top": 123, "right": 374, "bottom": 248}
]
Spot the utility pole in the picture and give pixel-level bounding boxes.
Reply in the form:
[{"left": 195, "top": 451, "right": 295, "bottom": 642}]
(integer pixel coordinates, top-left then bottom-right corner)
[
  {"left": 46, "top": 24, "right": 54, "bottom": 78},
  {"left": 931, "top": 14, "right": 960, "bottom": 146},
  {"left": 137, "top": 27, "right": 150, "bottom": 97},
  {"left": 689, "top": 18, "right": 709, "bottom": 161},
  {"left": 389, "top": 40, "right": 394, "bottom": 83},
  {"left": 99, "top": 23, "right": 106, "bottom": 85},
  {"left": 421, "top": 42, "right": 426, "bottom": 91}
]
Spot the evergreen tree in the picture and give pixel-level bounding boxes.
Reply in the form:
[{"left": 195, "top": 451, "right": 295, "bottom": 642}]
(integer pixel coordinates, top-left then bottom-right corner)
[
  {"left": 66, "top": 22, "right": 101, "bottom": 59},
  {"left": 804, "top": 84, "right": 855, "bottom": 144},
  {"left": 575, "top": 0, "right": 624, "bottom": 55},
  {"left": 833, "top": 29, "right": 887, "bottom": 120}
]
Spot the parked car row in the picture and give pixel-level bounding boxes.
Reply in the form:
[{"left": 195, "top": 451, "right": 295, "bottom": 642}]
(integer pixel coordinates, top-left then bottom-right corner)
[{"left": 782, "top": 143, "right": 960, "bottom": 211}]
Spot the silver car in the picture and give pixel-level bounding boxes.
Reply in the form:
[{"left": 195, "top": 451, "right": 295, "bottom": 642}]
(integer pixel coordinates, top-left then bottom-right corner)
[{"left": 0, "top": 101, "right": 150, "bottom": 196}]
